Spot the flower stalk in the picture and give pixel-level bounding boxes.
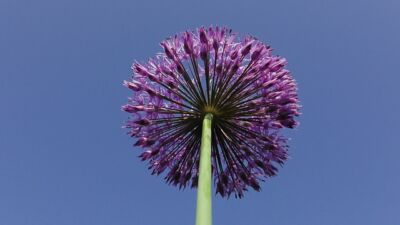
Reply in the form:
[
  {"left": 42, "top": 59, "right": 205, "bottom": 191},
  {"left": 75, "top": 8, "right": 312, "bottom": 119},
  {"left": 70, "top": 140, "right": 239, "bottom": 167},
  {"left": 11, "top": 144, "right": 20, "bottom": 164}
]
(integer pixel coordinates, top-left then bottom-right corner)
[{"left": 195, "top": 113, "right": 213, "bottom": 225}]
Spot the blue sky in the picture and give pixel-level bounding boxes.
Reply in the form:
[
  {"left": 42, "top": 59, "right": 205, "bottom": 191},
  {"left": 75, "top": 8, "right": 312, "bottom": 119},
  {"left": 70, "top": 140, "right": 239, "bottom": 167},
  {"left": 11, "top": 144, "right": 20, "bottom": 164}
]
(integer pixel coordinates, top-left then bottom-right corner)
[{"left": 1, "top": 0, "right": 399, "bottom": 225}]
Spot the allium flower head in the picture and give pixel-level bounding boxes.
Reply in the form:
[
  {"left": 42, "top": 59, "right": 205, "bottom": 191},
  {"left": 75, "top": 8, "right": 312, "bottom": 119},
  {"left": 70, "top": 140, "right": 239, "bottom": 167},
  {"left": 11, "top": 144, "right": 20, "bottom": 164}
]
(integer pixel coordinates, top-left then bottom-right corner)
[{"left": 123, "top": 26, "right": 300, "bottom": 198}]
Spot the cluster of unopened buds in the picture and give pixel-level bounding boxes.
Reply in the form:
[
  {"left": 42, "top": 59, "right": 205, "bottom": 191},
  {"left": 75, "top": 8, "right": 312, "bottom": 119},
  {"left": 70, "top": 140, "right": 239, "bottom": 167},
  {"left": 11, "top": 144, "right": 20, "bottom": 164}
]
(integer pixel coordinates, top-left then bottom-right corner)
[{"left": 123, "top": 26, "right": 300, "bottom": 198}]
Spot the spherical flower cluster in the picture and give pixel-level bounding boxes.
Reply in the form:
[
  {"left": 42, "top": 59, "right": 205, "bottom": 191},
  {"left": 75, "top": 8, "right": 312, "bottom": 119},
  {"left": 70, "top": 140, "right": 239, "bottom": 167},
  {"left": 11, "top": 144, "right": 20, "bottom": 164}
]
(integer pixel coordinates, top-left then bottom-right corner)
[{"left": 123, "top": 26, "right": 300, "bottom": 198}]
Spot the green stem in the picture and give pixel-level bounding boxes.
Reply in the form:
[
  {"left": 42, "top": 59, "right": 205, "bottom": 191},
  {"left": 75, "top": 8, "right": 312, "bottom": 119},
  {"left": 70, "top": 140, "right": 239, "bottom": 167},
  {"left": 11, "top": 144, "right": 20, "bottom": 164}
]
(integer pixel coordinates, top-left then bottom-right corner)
[{"left": 195, "top": 113, "right": 213, "bottom": 225}]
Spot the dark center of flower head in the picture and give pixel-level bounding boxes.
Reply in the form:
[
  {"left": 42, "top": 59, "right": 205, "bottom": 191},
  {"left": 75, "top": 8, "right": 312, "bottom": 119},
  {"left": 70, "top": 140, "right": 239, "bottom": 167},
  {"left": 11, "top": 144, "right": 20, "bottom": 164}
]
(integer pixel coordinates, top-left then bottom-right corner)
[
  {"left": 203, "top": 105, "right": 219, "bottom": 116},
  {"left": 123, "top": 26, "right": 300, "bottom": 198}
]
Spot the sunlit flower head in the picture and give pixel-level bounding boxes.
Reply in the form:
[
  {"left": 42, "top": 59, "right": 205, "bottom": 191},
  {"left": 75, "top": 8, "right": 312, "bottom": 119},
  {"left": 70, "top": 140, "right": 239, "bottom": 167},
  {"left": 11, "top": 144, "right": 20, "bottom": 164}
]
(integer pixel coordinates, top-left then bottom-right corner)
[{"left": 123, "top": 26, "right": 300, "bottom": 198}]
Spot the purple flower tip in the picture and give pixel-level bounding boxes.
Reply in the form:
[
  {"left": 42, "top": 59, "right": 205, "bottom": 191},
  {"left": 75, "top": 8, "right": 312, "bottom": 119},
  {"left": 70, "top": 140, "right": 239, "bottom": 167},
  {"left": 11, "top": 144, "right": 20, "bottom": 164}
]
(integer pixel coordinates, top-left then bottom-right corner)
[{"left": 199, "top": 27, "right": 208, "bottom": 44}]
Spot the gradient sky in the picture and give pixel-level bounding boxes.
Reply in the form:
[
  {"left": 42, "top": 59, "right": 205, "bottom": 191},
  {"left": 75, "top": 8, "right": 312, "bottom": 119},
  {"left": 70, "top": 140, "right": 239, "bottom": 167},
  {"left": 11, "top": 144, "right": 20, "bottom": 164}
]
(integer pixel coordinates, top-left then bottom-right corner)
[{"left": 1, "top": 0, "right": 400, "bottom": 225}]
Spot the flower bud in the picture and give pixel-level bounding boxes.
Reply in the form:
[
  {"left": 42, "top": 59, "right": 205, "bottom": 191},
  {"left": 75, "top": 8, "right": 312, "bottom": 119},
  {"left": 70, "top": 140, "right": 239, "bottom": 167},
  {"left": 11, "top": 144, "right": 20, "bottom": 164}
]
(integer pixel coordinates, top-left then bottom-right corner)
[
  {"left": 134, "top": 118, "right": 151, "bottom": 126},
  {"left": 134, "top": 137, "right": 155, "bottom": 147},
  {"left": 160, "top": 42, "right": 174, "bottom": 59},
  {"left": 199, "top": 27, "right": 208, "bottom": 44},
  {"left": 123, "top": 80, "right": 141, "bottom": 91},
  {"left": 241, "top": 42, "right": 252, "bottom": 55},
  {"left": 122, "top": 105, "right": 145, "bottom": 113}
]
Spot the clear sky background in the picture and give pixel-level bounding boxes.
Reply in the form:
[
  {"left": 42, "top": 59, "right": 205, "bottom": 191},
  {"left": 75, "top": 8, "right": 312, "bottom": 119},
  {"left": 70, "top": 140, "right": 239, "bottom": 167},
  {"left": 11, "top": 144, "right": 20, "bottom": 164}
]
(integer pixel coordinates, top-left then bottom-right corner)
[{"left": 1, "top": 0, "right": 399, "bottom": 225}]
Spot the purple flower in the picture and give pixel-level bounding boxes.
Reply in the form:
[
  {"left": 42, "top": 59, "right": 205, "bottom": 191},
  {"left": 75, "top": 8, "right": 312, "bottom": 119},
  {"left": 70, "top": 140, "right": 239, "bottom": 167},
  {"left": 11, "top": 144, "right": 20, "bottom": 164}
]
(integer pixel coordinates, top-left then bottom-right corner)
[{"left": 123, "top": 26, "right": 300, "bottom": 198}]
